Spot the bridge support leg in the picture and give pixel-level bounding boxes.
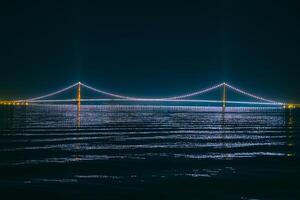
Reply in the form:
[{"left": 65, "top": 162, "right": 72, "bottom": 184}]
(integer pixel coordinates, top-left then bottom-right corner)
[
  {"left": 222, "top": 83, "right": 226, "bottom": 112},
  {"left": 76, "top": 83, "right": 81, "bottom": 127},
  {"left": 77, "top": 83, "right": 81, "bottom": 112}
]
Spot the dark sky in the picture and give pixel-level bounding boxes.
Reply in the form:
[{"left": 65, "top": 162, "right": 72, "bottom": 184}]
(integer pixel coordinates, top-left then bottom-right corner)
[{"left": 0, "top": 0, "right": 299, "bottom": 102}]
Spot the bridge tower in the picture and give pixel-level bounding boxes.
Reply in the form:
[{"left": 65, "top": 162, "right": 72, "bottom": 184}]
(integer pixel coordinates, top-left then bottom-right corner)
[
  {"left": 222, "top": 83, "right": 227, "bottom": 110},
  {"left": 77, "top": 82, "right": 81, "bottom": 111}
]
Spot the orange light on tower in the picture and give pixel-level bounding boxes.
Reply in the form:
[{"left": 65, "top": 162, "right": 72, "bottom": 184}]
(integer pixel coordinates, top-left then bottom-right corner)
[
  {"left": 77, "top": 82, "right": 81, "bottom": 111},
  {"left": 76, "top": 82, "right": 81, "bottom": 127}
]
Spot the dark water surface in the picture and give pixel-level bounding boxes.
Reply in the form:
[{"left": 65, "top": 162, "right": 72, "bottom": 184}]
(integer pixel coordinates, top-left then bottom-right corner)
[{"left": 0, "top": 105, "right": 299, "bottom": 199}]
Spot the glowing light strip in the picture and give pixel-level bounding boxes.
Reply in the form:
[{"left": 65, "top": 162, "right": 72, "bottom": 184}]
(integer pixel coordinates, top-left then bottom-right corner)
[
  {"left": 164, "top": 83, "right": 224, "bottom": 100},
  {"left": 28, "top": 98, "right": 283, "bottom": 106},
  {"left": 80, "top": 82, "right": 136, "bottom": 100},
  {"left": 28, "top": 99, "right": 77, "bottom": 103},
  {"left": 27, "top": 83, "right": 79, "bottom": 101},
  {"left": 225, "top": 83, "right": 281, "bottom": 104},
  {"left": 80, "top": 82, "right": 224, "bottom": 100}
]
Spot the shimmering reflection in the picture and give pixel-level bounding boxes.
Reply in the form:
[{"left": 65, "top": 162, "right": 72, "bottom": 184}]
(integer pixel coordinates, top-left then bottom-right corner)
[{"left": 0, "top": 105, "right": 299, "bottom": 199}]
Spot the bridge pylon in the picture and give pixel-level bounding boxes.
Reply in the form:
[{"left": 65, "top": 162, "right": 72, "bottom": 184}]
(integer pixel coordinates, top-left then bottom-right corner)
[
  {"left": 222, "top": 83, "right": 227, "bottom": 110},
  {"left": 77, "top": 82, "right": 81, "bottom": 111}
]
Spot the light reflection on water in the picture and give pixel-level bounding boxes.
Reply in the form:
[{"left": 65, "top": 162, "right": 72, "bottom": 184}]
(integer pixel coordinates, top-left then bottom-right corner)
[{"left": 0, "top": 105, "right": 299, "bottom": 199}]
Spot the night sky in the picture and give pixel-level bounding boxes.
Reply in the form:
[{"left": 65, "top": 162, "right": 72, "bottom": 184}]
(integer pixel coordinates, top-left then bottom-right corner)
[{"left": 0, "top": 1, "right": 299, "bottom": 102}]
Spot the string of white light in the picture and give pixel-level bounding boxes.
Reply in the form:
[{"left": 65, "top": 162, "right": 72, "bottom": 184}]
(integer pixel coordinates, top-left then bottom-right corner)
[
  {"left": 27, "top": 82, "right": 79, "bottom": 101},
  {"left": 27, "top": 98, "right": 283, "bottom": 105},
  {"left": 163, "top": 83, "right": 224, "bottom": 100},
  {"left": 24, "top": 81, "right": 283, "bottom": 105},
  {"left": 224, "top": 83, "right": 282, "bottom": 104},
  {"left": 80, "top": 82, "right": 225, "bottom": 101},
  {"left": 80, "top": 83, "right": 137, "bottom": 100}
]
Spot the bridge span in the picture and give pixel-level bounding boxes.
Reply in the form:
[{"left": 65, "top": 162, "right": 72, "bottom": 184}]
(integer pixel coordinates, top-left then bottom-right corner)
[{"left": 0, "top": 82, "right": 298, "bottom": 109}]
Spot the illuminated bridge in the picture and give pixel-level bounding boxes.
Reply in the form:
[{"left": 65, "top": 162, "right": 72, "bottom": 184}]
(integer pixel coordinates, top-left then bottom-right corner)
[{"left": 0, "top": 82, "right": 299, "bottom": 109}]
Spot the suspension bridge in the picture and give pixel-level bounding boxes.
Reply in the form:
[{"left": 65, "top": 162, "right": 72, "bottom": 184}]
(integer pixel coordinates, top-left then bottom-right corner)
[{"left": 0, "top": 81, "right": 299, "bottom": 109}]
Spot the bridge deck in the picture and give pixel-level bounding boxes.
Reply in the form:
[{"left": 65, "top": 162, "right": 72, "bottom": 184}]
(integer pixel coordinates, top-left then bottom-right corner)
[{"left": 0, "top": 82, "right": 298, "bottom": 108}]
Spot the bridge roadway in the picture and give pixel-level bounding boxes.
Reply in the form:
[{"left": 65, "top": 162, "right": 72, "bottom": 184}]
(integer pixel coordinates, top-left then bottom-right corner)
[{"left": 0, "top": 100, "right": 299, "bottom": 109}]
